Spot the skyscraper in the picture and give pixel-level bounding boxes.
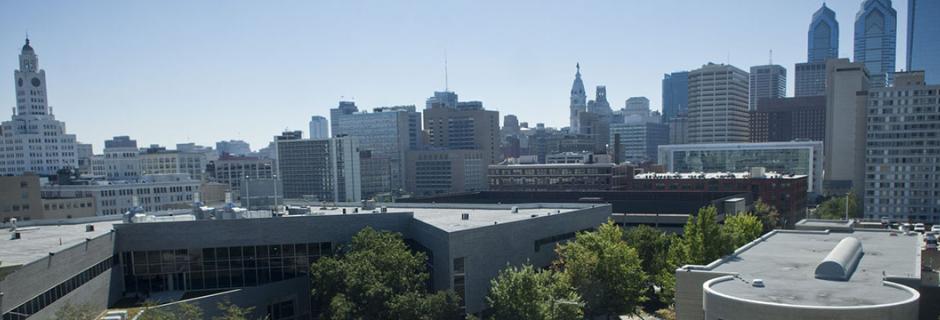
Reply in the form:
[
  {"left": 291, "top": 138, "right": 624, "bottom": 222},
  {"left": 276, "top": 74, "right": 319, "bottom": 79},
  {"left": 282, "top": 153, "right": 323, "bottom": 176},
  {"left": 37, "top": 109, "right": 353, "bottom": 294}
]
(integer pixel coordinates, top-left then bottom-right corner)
[
  {"left": 748, "top": 64, "right": 787, "bottom": 111},
  {"left": 808, "top": 3, "right": 839, "bottom": 63},
  {"left": 824, "top": 58, "right": 870, "bottom": 196},
  {"left": 569, "top": 64, "right": 587, "bottom": 131},
  {"left": 0, "top": 39, "right": 79, "bottom": 175},
  {"left": 276, "top": 136, "right": 361, "bottom": 202},
  {"left": 332, "top": 105, "right": 420, "bottom": 197},
  {"left": 907, "top": 0, "right": 940, "bottom": 84},
  {"left": 423, "top": 100, "right": 500, "bottom": 164},
  {"left": 687, "top": 63, "right": 750, "bottom": 144},
  {"left": 854, "top": 0, "right": 897, "bottom": 87},
  {"left": 329, "top": 101, "right": 359, "bottom": 137},
  {"left": 661, "top": 71, "right": 689, "bottom": 122},
  {"left": 309, "top": 116, "right": 329, "bottom": 139}
]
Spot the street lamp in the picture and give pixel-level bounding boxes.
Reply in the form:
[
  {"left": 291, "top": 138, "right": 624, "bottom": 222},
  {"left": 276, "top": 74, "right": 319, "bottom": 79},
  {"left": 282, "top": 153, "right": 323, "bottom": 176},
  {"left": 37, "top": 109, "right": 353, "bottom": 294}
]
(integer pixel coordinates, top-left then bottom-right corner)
[
  {"left": 273, "top": 173, "right": 279, "bottom": 213},
  {"left": 245, "top": 175, "right": 250, "bottom": 210}
]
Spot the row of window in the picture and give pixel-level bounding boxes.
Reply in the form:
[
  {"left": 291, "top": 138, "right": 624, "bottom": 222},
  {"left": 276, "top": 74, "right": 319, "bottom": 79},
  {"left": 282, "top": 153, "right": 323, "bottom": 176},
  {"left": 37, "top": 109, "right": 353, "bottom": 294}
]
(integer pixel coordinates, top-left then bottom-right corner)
[{"left": 1, "top": 257, "right": 114, "bottom": 320}]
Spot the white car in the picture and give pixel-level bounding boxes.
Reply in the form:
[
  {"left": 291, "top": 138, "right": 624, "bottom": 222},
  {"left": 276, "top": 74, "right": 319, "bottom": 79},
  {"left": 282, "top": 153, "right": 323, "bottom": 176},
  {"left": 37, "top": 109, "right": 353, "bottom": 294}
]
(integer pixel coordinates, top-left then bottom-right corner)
[
  {"left": 931, "top": 225, "right": 940, "bottom": 234},
  {"left": 914, "top": 223, "right": 926, "bottom": 233},
  {"left": 899, "top": 223, "right": 912, "bottom": 232}
]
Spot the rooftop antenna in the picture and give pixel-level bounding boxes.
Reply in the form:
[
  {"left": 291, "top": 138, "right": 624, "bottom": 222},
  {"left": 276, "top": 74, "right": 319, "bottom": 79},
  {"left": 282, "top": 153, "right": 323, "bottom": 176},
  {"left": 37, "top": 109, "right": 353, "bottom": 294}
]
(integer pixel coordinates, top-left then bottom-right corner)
[
  {"left": 769, "top": 49, "right": 773, "bottom": 65},
  {"left": 444, "top": 49, "right": 449, "bottom": 92}
]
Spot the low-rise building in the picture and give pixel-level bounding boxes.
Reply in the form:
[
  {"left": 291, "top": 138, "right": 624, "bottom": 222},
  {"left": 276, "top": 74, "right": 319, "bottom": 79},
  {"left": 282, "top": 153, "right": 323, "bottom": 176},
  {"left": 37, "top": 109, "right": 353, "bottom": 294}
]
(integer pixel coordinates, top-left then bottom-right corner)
[
  {"left": 488, "top": 155, "right": 622, "bottom": 191},
  {"left": 40, "top": 174, "right": 201, "bottom": 216},
  {"left": 139, "top": 146, "right": 209, "bottom": 182},
  {"left": 208, "top": 155, "right": 274, "bottom": 195},
  {"left": 405, "top": 149, "right": 487, "bottom": 197}
]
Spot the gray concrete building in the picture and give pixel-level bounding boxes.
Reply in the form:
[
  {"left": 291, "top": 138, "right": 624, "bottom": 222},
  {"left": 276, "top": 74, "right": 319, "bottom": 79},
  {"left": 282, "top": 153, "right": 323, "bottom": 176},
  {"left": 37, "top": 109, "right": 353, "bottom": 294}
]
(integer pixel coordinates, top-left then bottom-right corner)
[
  {"left": 208, "top": 154, "right": 274, "bottom": 196},
  {"left": 275, "top": 136, "right": 361, "bottom": 203},
  {"left": 423, "top": 99, "right": 501, "bottom": 164},
  {"left": 687, "top": 63, "right": 750, "bottom": 144},
  {"left": 865, "top": 71, "right": 940, "bottom": 223},
  {"left": 795, "top": 61, "right": 829, "bottom": 97},
  {"left": 609, "top": 122, "right": 669, "bottom": 164},
  {"left": 676, "top": 223, "right": 924, "bottom": 320},
  {"left": 40, "top": 174, "right": 201, "bottom": 216},
  {"left": 748, "top": 64, "right": 787, "bottom": 111},
  {"left": 824, "top": 58, "right": 870, "bottom": 196},
  {"left": 0, "top": 202, "right": 611, "bottom": 318},
  {"left": 404, "top": 149, "right": 487, "bottom": 197}
]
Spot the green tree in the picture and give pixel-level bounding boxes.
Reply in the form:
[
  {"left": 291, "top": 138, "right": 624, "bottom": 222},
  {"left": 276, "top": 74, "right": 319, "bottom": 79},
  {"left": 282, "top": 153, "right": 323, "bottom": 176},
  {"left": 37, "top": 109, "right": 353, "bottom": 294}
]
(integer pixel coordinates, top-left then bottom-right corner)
[
  {"left": 656, "top": 236, "right": 689, "bottom": 305},
  {"left": 389, "top": 291, "right": 463, "bottom": 320},
  {"left": 555, "top": 220, "right": 647, "bottom": 319},
  {"left": 723, "top": 213, "right": 764, "bottom": 249},
  {"left": 683, "top": 206, "right": 731, "bottom": 265},
  {"left": 486, "top": 264, "right": 582, "bottom": 320},
  {"left": 214, "top": 299, "right": 255, "bottom": 320},
  {"left": 139, "top": 302, "right": 206, "bottom": 320},
  {"left": 54, "top": 302, "right": 99, "bottom": 320},
  {"left": 310, "top": 227, "right": 462, "bottom": 319},
  {"left": 816, "top": 192, "right": 861, "bottom": 220},
  {"left": 623, "top": 225, "right": 671, "bottom": 279},
  {"left": 751, "top": 199, "right": 781, "bottom": 232}
]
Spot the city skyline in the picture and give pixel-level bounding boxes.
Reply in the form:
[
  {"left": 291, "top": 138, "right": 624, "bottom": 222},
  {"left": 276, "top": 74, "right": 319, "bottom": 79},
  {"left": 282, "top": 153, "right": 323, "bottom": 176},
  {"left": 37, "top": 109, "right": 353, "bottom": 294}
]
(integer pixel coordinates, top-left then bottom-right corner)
[{"left": 0, "top": 0, "right": 913, "bottom": 150}]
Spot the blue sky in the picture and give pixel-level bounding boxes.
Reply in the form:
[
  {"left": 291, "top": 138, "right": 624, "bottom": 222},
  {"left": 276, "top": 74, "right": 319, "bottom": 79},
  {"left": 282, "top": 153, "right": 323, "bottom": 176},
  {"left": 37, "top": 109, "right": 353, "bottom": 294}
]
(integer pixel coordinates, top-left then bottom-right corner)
[{"left": 0, "top": 0, "right": 909, "bottom": 151}]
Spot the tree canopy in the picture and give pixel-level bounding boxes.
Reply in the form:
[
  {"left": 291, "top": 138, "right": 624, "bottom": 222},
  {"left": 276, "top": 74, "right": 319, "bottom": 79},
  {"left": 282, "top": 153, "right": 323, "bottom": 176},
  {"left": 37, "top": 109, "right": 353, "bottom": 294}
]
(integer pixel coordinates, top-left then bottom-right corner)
[
  {"left": 555, "top": 220, "right": 647, "bottom": 319},
  {"left": 723, "top": 212, "right": 764, "bottom": 249},
  {"left": 816, "top": 192, "right": 861, "bottom": 220},
  {"left": 310, "top": 227, "right": 462, "bottom": 320},
  {"left": 486, "top": 264, "right": 582, "bottom": 320}
]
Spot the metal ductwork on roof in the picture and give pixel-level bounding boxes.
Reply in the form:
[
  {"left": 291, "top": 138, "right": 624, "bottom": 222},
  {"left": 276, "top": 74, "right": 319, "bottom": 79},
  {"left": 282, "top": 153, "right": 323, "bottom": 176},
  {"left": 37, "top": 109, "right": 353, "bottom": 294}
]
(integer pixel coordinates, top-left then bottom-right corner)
[{"left": 814, "top": 237, "right": 863, "bottom": 281}]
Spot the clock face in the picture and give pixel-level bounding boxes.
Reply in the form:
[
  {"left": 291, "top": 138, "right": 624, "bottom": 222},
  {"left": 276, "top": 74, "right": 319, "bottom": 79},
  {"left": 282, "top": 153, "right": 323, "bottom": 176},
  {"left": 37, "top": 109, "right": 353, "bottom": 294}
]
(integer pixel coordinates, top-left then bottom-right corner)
[
  {"left": 31, "top": 77, "right": 41, "bottom": 87},
  {"left": 17, "top": 78, "right": 23, "bottom": 87}
]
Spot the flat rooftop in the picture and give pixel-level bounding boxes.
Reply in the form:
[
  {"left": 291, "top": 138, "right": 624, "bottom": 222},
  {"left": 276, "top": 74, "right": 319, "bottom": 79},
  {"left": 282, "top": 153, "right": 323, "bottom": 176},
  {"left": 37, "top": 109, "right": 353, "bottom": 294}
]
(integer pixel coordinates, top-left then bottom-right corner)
[
  {"left": 0, "top": 220, "right": 121, "bottom": 268},
  {"left": 634, "top": 171, "right": 805, "bottom": 180},
  {"left": 699, "top": 229, "right": 921, "bottom": 307}
]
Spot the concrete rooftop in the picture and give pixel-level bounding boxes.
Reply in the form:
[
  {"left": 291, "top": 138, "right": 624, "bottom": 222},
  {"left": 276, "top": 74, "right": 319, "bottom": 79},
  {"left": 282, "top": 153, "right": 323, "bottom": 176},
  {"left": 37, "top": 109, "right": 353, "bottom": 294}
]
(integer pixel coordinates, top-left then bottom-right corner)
[
  {"left": 0, "top": 220, "right": 120, "bottom": 267},
  {"left": 706, "top": 229, "right": 921, "bottom": 307}
]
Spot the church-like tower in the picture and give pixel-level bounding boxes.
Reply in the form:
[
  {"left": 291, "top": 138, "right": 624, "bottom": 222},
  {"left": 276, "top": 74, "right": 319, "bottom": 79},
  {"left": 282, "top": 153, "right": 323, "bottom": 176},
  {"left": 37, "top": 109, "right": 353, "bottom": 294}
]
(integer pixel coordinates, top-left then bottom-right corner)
[
  {"left": 569, "top": 63, "right": 586, "bottom": 131},
  {"left": 1, "top": 38, "right": 79, "bottom": 175}
]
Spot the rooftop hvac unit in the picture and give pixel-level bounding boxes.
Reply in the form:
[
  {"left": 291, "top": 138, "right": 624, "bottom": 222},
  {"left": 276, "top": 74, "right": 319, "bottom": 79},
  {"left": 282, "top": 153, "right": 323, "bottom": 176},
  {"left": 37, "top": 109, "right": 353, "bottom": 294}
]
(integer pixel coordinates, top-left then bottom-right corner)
[
  {"left": 461, "top": 213, "right": 470, "bottom": 220},
  {"left": 381, "top": 206, "right": 387, "bottom": 213},
  {"left": 85, "top": 225, "right": 95, "bottom": 232},
  {"left": 510, "top": 206, "right": 519, "bottom": 213},
  {"left": 11, "top": 232, "right": 21, "bottom": 240}
]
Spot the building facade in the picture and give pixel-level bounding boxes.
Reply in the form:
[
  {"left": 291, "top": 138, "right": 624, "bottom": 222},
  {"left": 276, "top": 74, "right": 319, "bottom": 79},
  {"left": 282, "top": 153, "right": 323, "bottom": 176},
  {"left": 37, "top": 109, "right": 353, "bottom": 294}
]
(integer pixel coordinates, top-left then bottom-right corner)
[
  {"left": 100, "top": 136, "right": 141, "bottom": 181},
  {"left": 907, "top": 0, "right": 940, "bottom": 84},
  {"left": 687, "top": 63, "right": 750, "bottom": 143},
  {"left": 610, "top": 122, "right": 669, "bottom": 164},
  {"left": 139, "top": 147, "right": 209, "bottom": 182},
  {"left": 208, "top": 155, "right": 275, "bottom": 195},
  {"left": 854, "top": 0, "right": 897, "bottom": 87},
  {"left": 748, "top": 64, "right": 787, "bottom": 111},
  {"left": 0, "top": 39, "right": 78, "bottom": 176},
  {"left": 331, "top": 105, "right": 419, "bottom": 196},
  {"left": 658, "top": 141, "right": 824, "bottom": 196},
  {"left": 215, "top": 140, "right": 251, "bottom": 157},
  {"left": 865, "top": 72, "right": 940, "bottom": 223},
  {"left": 808, "top": 3, "right": 839, "bottom": 63},
  {"left": 41, "top": 174, "right": 201, "bottom": 216},
  {"left": 488, "top": 162, "right": 618, "bottom": 191},
  {"left": 308, "top": 116, "right": 329, "bottom": 139},
  {"left": 749, "top": 96, "right": 826, "bottom": 143},
  {"left": 276, "top": 137, "right": 361, "bottom": 202},
  {"left": 824, "top": 58, "right": 870, "bottom": 196},
  {"left": 405, "top": 149, "right": 487, "bottom": 197},
  {"left": 795, "top": 62, "right": 828, "bottom": 97},
  {"left": 662, "top": 71, "right": 689, "bottom": 122},
  {"left": 423, "top": 101, "right": 500, "bottom": 164}
]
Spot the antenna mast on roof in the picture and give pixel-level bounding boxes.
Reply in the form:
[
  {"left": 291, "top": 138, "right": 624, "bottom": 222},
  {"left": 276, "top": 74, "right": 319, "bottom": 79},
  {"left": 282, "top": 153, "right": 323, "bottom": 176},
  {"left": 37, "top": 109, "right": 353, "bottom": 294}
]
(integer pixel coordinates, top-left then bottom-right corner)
[
  {"left": 444, "top": 49, "right": 449, "bottom": 91},
  {"left": 769, "top": 49, "right": 773, "bottom": 65}
]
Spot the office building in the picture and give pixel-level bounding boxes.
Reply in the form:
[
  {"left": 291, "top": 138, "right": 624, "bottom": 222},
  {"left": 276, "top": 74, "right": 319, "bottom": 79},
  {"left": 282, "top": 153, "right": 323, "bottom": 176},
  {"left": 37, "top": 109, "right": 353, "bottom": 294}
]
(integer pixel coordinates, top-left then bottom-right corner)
[
  {"left": 907, "top": 0, "right": 940, "bottom": 84},
  {"left": 0, "top": 39, "right": 79, "bottom": 176},
  {"left": 865, "top": 71, "right": 940, "bottom": 222},
  {"left": 100, "top": 136, "right": 141, "bottom": 181},
  {"left": 328, "top": 101, "right": 359, "bottom": 137},
  {"left": 808, "top": 3, "right": 839, "bottom": 63},
  {"left": 576, "top": 111, "right": 610, "bottom": 154},
  {"left": 208, "top": 154, "right": 275, "bottom": 195},
  {"left": 667, "top": 113, "right": 689, "bottom": 145},
  {"left": 569, "top": 64, "right": 587, "bottom": 131},
  {"left": 423, "top": 100, "right": 500, "bottom": 164},
  {"left": 276, "top": 136, "right": 361, "bottom": 203},
  {"left": 614, "top": 170, "right": 808, "bottom": 225},
  {"left": 795, "top": 62, "right": 828, "bottom": 97},
  {"left": 332, "top": 105, "right": 420, "bottom": 196},
  {"left": 139, "top": 146, "right": 209, "bottom": 182},
  {"left": 675, "top": 224, "right": 923, "bottom": 320},
  {"left": 610, "top": 122, "right": 669, "bottom": 164},
  {"left": 40, "top": 174, "right": 201, "bottom": 216},
  {"left": 488, "top": 155, "right": 619, "bottom": 191},
  {"left": 405, "top": 149, "right": 487, "bottom": 197},
  {"left": 854, "top": 0, "right": 897, "bottom": 87},
  {"left": 623, "top": 97, "right": 652, "bottom": 124},
  {"left": 658, "top": 141, "right": 824, "bottom": 195},
  {"left": 687, "top": 63, "right": 750, "bottom": 143},
  {"left": 308, "top": 116, "right": 329, "bottom": 139},
  {"left": 0, "top": 202, "right": 610, "bottom": 319},
  {"left": 748, "top": 65, "right": 786, "bottom": 111},
  {"left": 749, "top": 96, "right": 826, "bottom": 142},
  {"left": 824, "top": 58, "right": 870, "bottom": 196},
  {"left": 662, "top": 71, "right": 689, "bottom": 122},
  {"left": 215, "top": 140, "right": 251, "bottom": 157},
  {"left": 76, "top": 143, "right": 94, "bottom": 175},
  {"left": 425, "top": 91, "right": 458, "bottom": 110}
]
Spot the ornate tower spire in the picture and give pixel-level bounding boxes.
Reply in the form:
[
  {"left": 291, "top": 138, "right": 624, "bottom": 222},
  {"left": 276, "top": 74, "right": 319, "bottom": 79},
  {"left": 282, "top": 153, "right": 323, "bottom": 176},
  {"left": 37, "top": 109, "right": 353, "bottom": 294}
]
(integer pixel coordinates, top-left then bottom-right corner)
[{"left": 569, "top": 63, "right": 587, "bottom": 130}]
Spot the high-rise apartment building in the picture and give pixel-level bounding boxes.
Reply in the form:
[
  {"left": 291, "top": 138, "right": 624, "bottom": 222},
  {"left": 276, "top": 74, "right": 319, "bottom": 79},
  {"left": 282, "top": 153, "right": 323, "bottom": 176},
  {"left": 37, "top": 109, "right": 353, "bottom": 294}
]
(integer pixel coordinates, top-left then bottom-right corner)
[
  {"left": 308, "top": 116, "right": 329, "bottom": 139},
  {"left": 854, "top": 0, "right": 897, "bottom": 87},
  {"left": 907, "top": 0, "right": 940, "bottom": 84},
  {"left": 661, "top": 71, "right": 689, "bottom": 122},
  {"left": 423, "top": 100, "right": 500, "bottom": 164},
  {"left": 0, "top": 39, "right": 79, "bottom": 176},
  {"left": 749, "top": 96, "right": 826, "bottom": 143},
  {"left": 569, "top": 64, "right": 587, "bottom": 131},
  {"left": 331, "top": 105, "right": 420, "bottom": 197},
  {"left": 808, "top": 3, "right": 839, "bottom": 63},
  {"left": 275, "top": 136, "right": 361, "bottom": 202},
  {"left": 865, "top": 71, "right": 940, "bottom": 222},
  {"left": 748, "top": 65, "right": 787, "bottom": 111},
  {"left": 687, "top": 63, "right": 750, "bottom": 144},
  {"left": 824, "top": 58, "right": 870, "bottom": 196}
]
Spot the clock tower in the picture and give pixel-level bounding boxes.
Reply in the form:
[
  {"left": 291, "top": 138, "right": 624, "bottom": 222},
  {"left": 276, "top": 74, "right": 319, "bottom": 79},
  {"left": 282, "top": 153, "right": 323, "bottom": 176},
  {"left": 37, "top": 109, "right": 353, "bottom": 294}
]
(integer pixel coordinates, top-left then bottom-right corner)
[{"left": 15, "top": 38, "right": 49, "bottom": 116}]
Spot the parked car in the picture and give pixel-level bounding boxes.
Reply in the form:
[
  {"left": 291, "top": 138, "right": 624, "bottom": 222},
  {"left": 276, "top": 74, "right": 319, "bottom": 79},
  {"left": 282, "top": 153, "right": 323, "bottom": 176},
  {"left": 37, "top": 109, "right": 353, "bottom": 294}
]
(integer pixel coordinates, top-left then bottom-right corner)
[
  {"left": 931, "top": 225, "right": 940, "bottom": 234},
  {"left": 899, "top": 223, "right": 912, "bottom": 232},
  {"left": 926, "top": 234, "right": 938, "bottom": 250},
  {"left": 914, "top": 223, "right": 926, "bottom": 233}
]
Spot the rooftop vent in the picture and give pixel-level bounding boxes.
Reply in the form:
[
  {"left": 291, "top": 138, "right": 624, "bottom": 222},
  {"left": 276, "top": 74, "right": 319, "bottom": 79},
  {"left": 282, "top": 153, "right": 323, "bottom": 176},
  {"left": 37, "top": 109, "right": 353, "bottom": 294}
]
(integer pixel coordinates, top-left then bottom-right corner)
[
  {"left": 510, "top": 206, "right": 519, "bottom": 213},
  {"left": 381, "top": 206, "right": 387, "bottom": 213},
  {"left": 11, "top": 232, "right": 21, "bottom": 240},
  {"left": 814, "top": 237, "right": 864, "bottom": 281},
  {"left": 461, "top": 213, "right": 470, "bottom": 220},
  {"left": 752, "top": 279, "right": 765, "bottom": 287},
  {"left": 85, "top": 225, "right": 95, "bottom": 232}
]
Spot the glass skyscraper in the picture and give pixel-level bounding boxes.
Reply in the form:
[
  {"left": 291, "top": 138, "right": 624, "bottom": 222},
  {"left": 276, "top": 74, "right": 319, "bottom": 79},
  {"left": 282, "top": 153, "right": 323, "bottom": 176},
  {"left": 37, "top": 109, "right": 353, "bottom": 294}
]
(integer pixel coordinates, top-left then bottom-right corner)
[
  {"left": 854, "top": 0, "right": 897, "bottom": 87},
  {"left": 808, "top": 3, "right": 839, "bottom": 63},
  {"left": 661, "top": 71, "right": 689, "bottom": 122},
  {"left": 907, "top": 0, "right": 940, "bottom": 84}
]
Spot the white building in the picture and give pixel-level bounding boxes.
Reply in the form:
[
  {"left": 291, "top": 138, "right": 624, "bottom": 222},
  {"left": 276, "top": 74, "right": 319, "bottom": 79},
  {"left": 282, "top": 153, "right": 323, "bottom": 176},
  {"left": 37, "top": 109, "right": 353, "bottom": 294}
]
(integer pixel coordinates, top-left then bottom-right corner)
[
  {"left": 309, "top": 116, "right": 329, "bottom": 139},
  {"left": 41, "top": 174, "right": 201, "bottom": 216},
  {"left": 687, "top": 63, "right": 750, "bottom": 144},
  {"left": 139, "top": 147, "right": 209, "bottom": 182},
  {"left": 0, "top": 39, "right": 78, "bottom": 175},
  {"left": 100, "top": 136, "right": 141, "bottom": 180}
]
